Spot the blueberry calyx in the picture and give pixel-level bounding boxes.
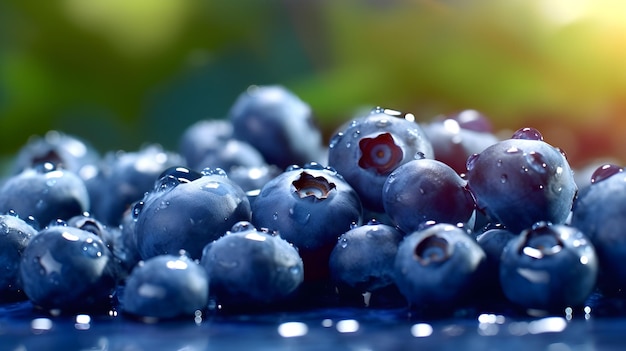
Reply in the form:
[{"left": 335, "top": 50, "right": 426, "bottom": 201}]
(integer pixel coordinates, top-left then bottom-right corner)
[
  {"left": 292, "top": 172, "right": 336, "bottom": 200},
  {"left": 414, "top": 234, "right": 451, "bottom": 266},
  {"left": 517, "top": 223, "right": 564, "bottom": 259},
  {"left": 358, "top": 133, "right": 403, "bottom": 175}
]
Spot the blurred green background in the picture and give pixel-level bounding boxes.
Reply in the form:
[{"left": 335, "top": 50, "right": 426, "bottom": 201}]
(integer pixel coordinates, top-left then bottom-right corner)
[{"left": 2, "top": 0, "right": 626, "bottom": 169}]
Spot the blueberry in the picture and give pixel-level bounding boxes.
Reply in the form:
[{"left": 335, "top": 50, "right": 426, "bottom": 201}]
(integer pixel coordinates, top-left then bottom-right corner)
[
  {"left": 382, "top": 158, "right": 475, "bottom": 233},
  {"left": 11, "top": 130, "right": 100, "bottom": 181},
  {"left": 466, "top": 128, "right": 577, "bottom": 233},
  {"left": 18, "top": 225, "right": 119, "bottom": 313},
  {"left": 134, "top": 167, "right": 251, "bottom": 260},
  {"left": 87, "top": 144, "right": 185, "bottom": 227},
  {"left": 423, "top": 109, "right": 500, "bottom": 174},
  {"left": 475, "top": 226, "right": 517, "bottom": 300},
  {"left": 329, "top": 220, "right": 404, "bottom": 295},
  {"left": 200, "top": 222, "right": 303, "bottom": 308},
  {"left": 194, "top": 139, "right": 267, "bottom": 172},
  {"left": 251, "top": 163, "right": 362, "bottom": 282},
  {"left": 178, "top": 119, "right": 235, "bottom": 170},
  {"left": 0, "top": 214, "right": 38, "bottom": 300},
  {"left": 328, "top": 107, "right": 434, "bottom": 212},
  {"left": 229, "top": 85, "right": 324, "bottom": 169},
  {"left": 499, "top": 222, "right": 598, "bottom": 311},
  {"left": 393, "top": 223, "right": 486, "bottom": 311},
  {"left": 0, "top": 162, "right": 90, "bottom": 228},
  {"left": 570, "top": 163, "right": 626, "bottom": 296},
  {"left": 122, "top": 253, "right": 209, "bottom": 320}
]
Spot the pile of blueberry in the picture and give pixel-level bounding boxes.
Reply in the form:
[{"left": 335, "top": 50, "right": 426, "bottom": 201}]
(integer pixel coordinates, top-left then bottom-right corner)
[{"left": 1, "top": 84, "right": 625, "bottom": 321}]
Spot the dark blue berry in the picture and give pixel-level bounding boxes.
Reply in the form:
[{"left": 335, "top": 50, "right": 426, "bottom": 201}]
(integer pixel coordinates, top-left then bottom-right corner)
[
  {"left": 466, "top": 129, "right": 577, "bottom": 233},
  {"left": 382, "top": 158, "right": 475, "bottom": 232},
  {"left": 200, "top": 222, "right": 303, "bottom": 307},
  {"left": 499, "top": 222, "right": 598, "bottom": 311},
  {"left": 393, "top": 223, "right": 486, "bottom": 311},
  {"left": 229, "top": 85, "right": 324, "bottom": 169},
  {"left": 134, "top": 168, "right": 251, "bottom": 260},
  {"left": 251, "top": 163, "right": 362, "bottom": 282},
  {"left": 122, "top": 253, "right": 209, "bottom": 320},
  {"left": 19, "top": 225, "right": 119, "bottom": 313},
  {"left": 0, "top": 163, "right": 90, "bottom": 228},
  {"left": 0, "top": 214, "right": 38, "bottom": 300},
  {"left": 328, "top": 107, "right": 434, "bottom": 212}
]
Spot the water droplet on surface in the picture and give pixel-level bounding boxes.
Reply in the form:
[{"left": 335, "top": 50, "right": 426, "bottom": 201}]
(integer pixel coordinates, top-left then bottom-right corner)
[
  {"left": 201, "top": 168, "right": 227, "bottom": 177},
  {"left": 414, "top": 152, "right": 426, "bottom": 160},
  {"left": 131, "top": 201, "right": 144, "bottom": 219},
  {"left": 230, "top": 221, "right": 254, "bottom": 233},
  {"left": 500, "top": 175, "right": 508, "bottom": 183},
  {"left": 512, "top": 127, "right": 543, "bottom": 141},
  {"left": 591, "top": 164, "right": 623, "bottom": 184},
  {"left": 289, "top": 266, "right": 301, "bottom": 275},
  {"left": 525, "top": 151, "right": 548, "bottom": 174},
  {"left": 272, "top": 213, "right": 278, "bottom": 221},
  {"left": 345, "top": 141, "right": 352, "bottom": 149},
  {"left": 375, "top": 119, "right": 390, "bottom": 128},
  {"left": 329, "top": 132, "right": 344, "bottom": 149},
  {"left": 352, "top": 131, "right": 361, "bottom": 138},
  {"left": 82, "top": 238, "right": 103, "bottom": 258},
  {"left": 340, "top": 237, "right": 348, "bottom": 248},
  {"left": 466, "top": 153, "right": 480, "bottom": 171},
  {"left": 496, "top": 160, "right": 503, "bottom": 167}
]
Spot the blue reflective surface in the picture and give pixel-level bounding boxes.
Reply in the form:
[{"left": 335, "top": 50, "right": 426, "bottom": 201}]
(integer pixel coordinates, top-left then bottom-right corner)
[{"left": 2, "top": 297, "right": 626, "bottom": 351}]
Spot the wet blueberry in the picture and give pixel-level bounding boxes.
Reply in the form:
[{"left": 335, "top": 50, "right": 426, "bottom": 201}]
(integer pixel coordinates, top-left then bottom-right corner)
[
  {"left": 499, "top": 222, "right": 598, "bottom": 311},
  {"left": 134, "top": 167, "right": 251, "bottom": 260},
  {"left": 251, "top": 163, "right": 362, "bottom": 282},
  {"left": 178, "top": 119, "right": 235, "bottom": 170},
  {"left": 0, "top": 214, "right": 38, "bottom": 300},
  {"left": 87, "top": 144, "right": 185, "bottom": 227},
  {"left": 329, "top": 221, "right": 404, "bottom": 296},
  {"left": 18, "top": 225, "right": 119, "bottom": 313},
  {"left": 328, "top": 107, "right": 434, "bottom": 212},
  {"left": 466, "top": 128, "right": 577, "bottom": 233},
  {"left": 423, "top": 110, "right": 499, "bottom": 174},
  {"left": 571, "top": 163, "right": 626, "bottom": 296},
  {"left": 0, "top": 163, "right": 90, "bottom": 228},
  {"left": 11, "top": 130, "right": 100, "bottom": 181},
  {"left": 382, "top": 158, "right": 475, "bottom": 233},
  {"left": 475, "top": 226, "right": 517, "bottom": 300},
  {"left": 229, "top": 85, "right": 324, "bottom": 169},
  {"left": 393, "top": 223, "right": 486, "bottom": 312},
  {"left": 122, "top": 253, "right": 209, "bottom": 320},
  {"left": 200, "top": 222, "right": 303, "bottom": 308}
]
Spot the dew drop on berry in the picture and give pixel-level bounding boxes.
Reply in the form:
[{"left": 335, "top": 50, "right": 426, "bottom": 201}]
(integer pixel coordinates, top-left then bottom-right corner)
[
  {"left": 466, "top": 153, "right": 480, "bottom": 172},
  {"left": 525, "top": 151, "right": 548, "bottom": 174},
  {"left": 512, "top": 127, "right": 543, "bottom": 141},
  {"left": 352, "top": 130, "right": 361, "bottom": 138},
  {"left": 375, "top": 119, "right": 390, "bottom": 128},
  {"left": 230, "top": 221, "right": 255, "bottom": 233},
  {"left": 591, "top": 164, "right": 623, "bottom": 184},
  {"left": 329, "top": 132, "right": 344, "bottom": 149},
  {"left": 131, "top": 201, "right": 144, "bottom": 219},
  {"left": 201, "top": 168, "right": 227, "bottom": 177},
  {"left": 414, "top": 152, "right": 426, "bottom": 160},
  {"left": 340, "top": 237, "right": 348, "bottom": 248},
  {"left": 500, "top": 174, "right": 508, "bottom": 184},
  {"left": 285, "top": 164, "right": 301, "bottom": 172},
  {"left": 81, "top": 238, "right": 103, "bottom": 258}
]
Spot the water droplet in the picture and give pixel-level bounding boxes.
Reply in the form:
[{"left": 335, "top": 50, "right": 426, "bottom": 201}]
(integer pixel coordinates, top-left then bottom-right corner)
[
  {"left": 506, "top": 146, "right": 521, "bottom": 154},
  {"left": 329, "top": 132, "right": 344, "bottom": 149},
  {"left": 591, "top": 164, "right": 623, "bottom": 184},
  {"left": 289, "top": 266, "right": 301, "bottom": 275},
  {"left": 352, "top": 131, "right": 361, "bottom": 138},
  {"left": 466, "top": 153, "right": 480, "bottom": 171},
  {"left": 512, "top": 127, "right": 543, "bottom": 141},
  {"left": 414, "top": 152, "right": 426, "bottom": 160},
  {"left": 366, "top": 218, "right": 379, "bottom": 226},
  {"left": 201, "top": 168, "right": 227, "bottom": 177},
  {"left": 346, "top": 141, "right": 352, "bottom": 148},
  {"left": 525, "top": 151, "right": 548, "bottom": 174},
  {"left": 500, "top": 175, "right": 508, "bottom": 183},
  {"left": 158, "top": 201, "right": 170, "bottom": 210},
  {"left": 375, "top": 119, "right": 390, "bottom": 128},
  {"left": 230, "top": 221, "right": 255, "bottom": 233},
  {"left": 272, "top": 213, "right": 278, "bottom": 221},
  {"left": 82, "top": 238, "right": 103, "bottom": 258},
  {"left": 340, "top": 237, "right": 348, "bottom": 248},
  {"left": 496, "top": 160, "right": 503, "bottom": 167},
  {"left": 285, "top": 164, "right": 302, "bottom": 172},
  {"left": 132, "top": 201, "right": 144, "bottom": 219}
]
